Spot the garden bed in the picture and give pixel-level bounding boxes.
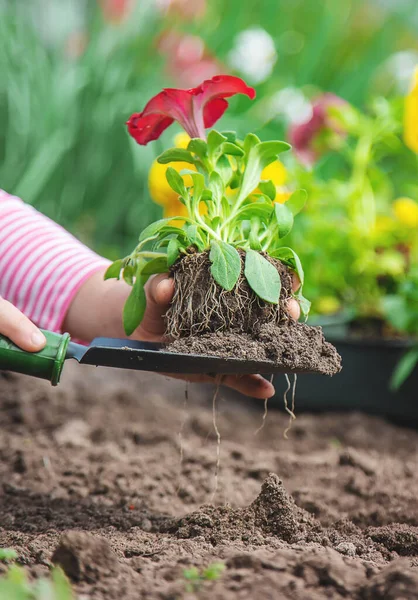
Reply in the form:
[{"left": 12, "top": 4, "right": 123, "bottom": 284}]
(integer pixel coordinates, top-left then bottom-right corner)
[{"left": 1, "top": 365, "right": 418, "bottom": 599}]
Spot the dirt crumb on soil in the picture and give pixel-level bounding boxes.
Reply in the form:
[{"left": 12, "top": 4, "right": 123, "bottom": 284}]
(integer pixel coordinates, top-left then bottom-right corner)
[
  {"left": 1, "top": 368, "right": 418, "bottom": 600},
  {"left": 52, "top": 532, "right": 119, "bottom": 582},
  {"left": 161, "top": 473, "right": 315, "bottom": 545}
]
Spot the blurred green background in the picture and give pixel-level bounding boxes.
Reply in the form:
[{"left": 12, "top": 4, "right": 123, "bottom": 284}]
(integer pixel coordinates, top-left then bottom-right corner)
[{"left": 1, "top": 0, "right": 417, "bottom": 258}]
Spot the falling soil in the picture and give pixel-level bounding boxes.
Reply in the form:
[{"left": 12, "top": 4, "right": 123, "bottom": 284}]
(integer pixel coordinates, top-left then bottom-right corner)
[
  {"left": 1, "top": 367, "right": 418, "bottom": 599},
  {"left": 165, "top": 252, "right": 342, "bottom": 376}
]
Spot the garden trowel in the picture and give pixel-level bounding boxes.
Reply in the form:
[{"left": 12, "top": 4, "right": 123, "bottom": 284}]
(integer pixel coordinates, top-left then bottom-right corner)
[{"left": 0, "top": 328, "right": 288, "bottom": 386}]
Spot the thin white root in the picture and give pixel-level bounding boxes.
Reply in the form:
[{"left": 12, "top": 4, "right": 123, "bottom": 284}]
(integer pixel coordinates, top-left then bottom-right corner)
[
  {"left": 283, "top": 373, "right": 297, "bottom": 439},
  {"left": 254, "top": 374, "right": 274, "bottom": 435},
  {"left": 210, "top": 378, "right": 222, "bottom": 503},
  {"left": 176, "top": 381, "right": 189, "bottom": 494}
]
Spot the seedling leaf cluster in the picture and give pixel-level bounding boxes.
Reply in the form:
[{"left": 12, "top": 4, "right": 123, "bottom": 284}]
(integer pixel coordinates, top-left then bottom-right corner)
[{"left": 106, "top": 130, "right": 309, "bottom": 335}]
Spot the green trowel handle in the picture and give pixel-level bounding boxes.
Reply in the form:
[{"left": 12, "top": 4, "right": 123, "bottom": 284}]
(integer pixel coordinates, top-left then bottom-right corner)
[{"left": 0, "top": 329, "right": 70, "bottom": 386}]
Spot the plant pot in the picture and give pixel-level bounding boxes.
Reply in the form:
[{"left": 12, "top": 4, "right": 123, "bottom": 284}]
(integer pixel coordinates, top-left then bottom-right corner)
[{"left": 272, "top": 334, "right": 418, "bottom": 425}]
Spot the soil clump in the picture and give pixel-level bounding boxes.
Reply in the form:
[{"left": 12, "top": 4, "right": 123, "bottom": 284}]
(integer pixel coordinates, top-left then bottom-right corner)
[{"left": 166, "top": 251, "right": 342, "bottom": 376}]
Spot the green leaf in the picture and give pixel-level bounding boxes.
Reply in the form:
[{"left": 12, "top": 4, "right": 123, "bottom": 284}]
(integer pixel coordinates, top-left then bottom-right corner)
[
  {"left": 294, "top": 290, "right": 311, "bottom": 317},
  {"left": 167, "top": 238, "right": 182, "bottom": 267},
  {"left": 274, "top": 203, "right": 294, "bottom": 238},
  {"left": 166, "top": 167, "right": 187, "bottom": 197},
  {"left": 211, "top": 216, "right": 222, "bottom": 229},
  {"left": 286, "top": 189, "right": 307, "bottom": 215},
  {"left": 216, "top": 154, "right": 233, "bottom": 185},
  {"left": 221, "top": 142, "right": 244, "bottom": 157},
  {"left": 203, "top": 563, "right": 225, "bottom": 580},
  {"left": 221, "top": 131, "right": 237, "bottom": 142},
  {"left": 209, "top": 240, "right": 241, "bottom": 291},
  {"left": 51, "top": 568, "right": 73, "bottom": 600},
  {"left": 123, "top": 263, "right": 135, "bottom": 286},
  {"left": 157, "top": 148, "right": 195, "bottom": 164},
  {"left": 185, "top": 225, "right": 205, "bottom": 250},
  {"left": 244, "top": 250, "right": 281, "bottom": 304},
  {"left": 0, "top": 549, "right": 18, "bottom": 562},
  {"left": 207, "top": 130, "right": 227, "bottom": 156},
  {"left": 390, "top": 347, "right": 418, "bottom": 391},
  {"left": 209, "top": 171, "right": 224, "bottom": 204},
  {"left": 243, "top": 132, "right": 261, "bottom": 155},
  {"left": 141, "top": 256, "right": 168, "bottom": 276},
  {"left": 258, "top": 180, "right": 276, "bottom": 201},
  {"left": 236, "top": 201, "right": 274, "bottom": 221},
  {"left": 184, "top": 567, "right": 200, "bottom": 581},
  {"left": 104, "top": 259, "right": 123, "bottom": 280},
  {"left": 190, "top": 172, "right": 205, "bottom": 203},
  {"left": 270, "top": 247, "right": 304, "bottom": 286},
  {"left": 239, "top": 141, "right": 290, "bottom": 203},
  {"left": 188, "top": 138, "right": 207, "bottom": 159},
  {"left": 123, "top": 264, "right": 147, "bottom": 336},
  {"left": 138, "top": 218, "right": 184, "bottom": 244},
  {"left": 201, "top": 189, "right": 213, "bottom": 203}
]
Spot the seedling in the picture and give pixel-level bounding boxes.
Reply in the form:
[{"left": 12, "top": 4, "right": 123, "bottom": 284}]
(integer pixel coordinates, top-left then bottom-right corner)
[
  {"left": 183, "top": 562, "right": 225, "bottom": 593},
  {"left": 105, "top": 75, "right": 309, "bottom": 336},
  {"left": 0, "top": 549, "right": 74, "bottom": 600}
]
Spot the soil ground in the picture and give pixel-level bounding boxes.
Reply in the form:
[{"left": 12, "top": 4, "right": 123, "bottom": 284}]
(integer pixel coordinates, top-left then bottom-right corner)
[{"left": 1, "top": 365, "right": 418, "bottom": 599}]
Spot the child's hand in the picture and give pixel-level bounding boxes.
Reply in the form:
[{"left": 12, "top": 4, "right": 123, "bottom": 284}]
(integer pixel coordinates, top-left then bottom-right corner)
[{"left": 0, "top": 296, "right": 46, "bottom": 351}]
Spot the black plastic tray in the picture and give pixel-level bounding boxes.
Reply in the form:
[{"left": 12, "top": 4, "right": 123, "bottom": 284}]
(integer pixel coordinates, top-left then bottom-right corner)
[{"left": 271, "top": 336, "right": 418, "bottom": 425}]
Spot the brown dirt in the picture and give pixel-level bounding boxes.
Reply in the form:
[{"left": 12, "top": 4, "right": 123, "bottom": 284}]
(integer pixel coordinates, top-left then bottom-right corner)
[
  {"left": 1, "top": 366, "right": 418, "bottom": 599},
  {"left": 166, "top": 251, "right": 342, "bottom": 376}
]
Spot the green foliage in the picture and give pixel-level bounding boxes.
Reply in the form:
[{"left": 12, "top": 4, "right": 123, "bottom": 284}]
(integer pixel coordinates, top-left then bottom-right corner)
[
  {"left": 0, "top": 551, "right": 74, "bottom": 600},
  {"left": 183, "top": 562, "right": 225, "bottom": 593},
  {"left": 209, "top": 241, "right": 241, "bottom": 291},
  {"left": 106, "top": 129, "right": 308, "bottom": 333},
  {"left": 244, "top": 250, "right": 282, "bottom": 303},
  {"left": 1, "top": 0, "right": 415, "bottom": 262},
  {"left": 390, "top": 347, "right": 418, "bottom": 391},
  {"left": 0, "top": 548, "right": 18, "bottom": 562}
]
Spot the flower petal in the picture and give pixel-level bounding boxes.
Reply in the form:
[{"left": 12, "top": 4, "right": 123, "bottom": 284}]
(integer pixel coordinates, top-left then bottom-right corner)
[
  {"left": 194, "top": 74, "right": 256, "bottom": 103},
  {"left": 127, "top": 112, "right": 174, "bottom": 145},
  {"left": 203, "top": 97, "right": 229, "bottom": 128},
  {"left": 127, "top": 88, "right": 203, "bottom": 143},
  {"left": 404, "top": 67, "right": 418, "bottom": 154},
  {"left": 194, "top": 75, "right": 256, "bottom": 129}
]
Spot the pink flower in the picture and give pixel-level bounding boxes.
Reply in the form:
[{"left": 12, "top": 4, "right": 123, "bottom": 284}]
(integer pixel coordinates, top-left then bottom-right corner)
[
  {"left": 157, "top": 31, "right": 222, "bottom": 88},
  {"left": 99, "top": 0, "right": 133, "bottom": 22},
  {"left": 288, "top": 93, "right": 348, "bottom": 165},
  {"left": 127, "top": 75, "right": 256, "bottom": 145}
]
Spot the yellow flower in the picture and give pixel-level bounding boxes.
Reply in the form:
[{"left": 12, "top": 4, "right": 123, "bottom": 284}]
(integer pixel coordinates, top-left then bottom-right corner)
[
  {"left": 261, "top": 160, "right": 287, "bottom": 186},
  {"left": 173, "top": 132, "right": 191, "bottom": 149},
  {"left": 315, "top": 296, "right": 341, "bottom": 315},
  {"left": 393, "top": 197, "right": 418, "bottom": 228},
  {"left": 257, "top": 160, "right": 290, "bottom": 203},
  {"left": 148, "top": 134, "right": 197, "bottom": 230},
  {"left": 404, "top": 66, "right": 418, "bottom": 153},
  {"left": 148, "top": 159, "right": 195, "bottom": 208}
]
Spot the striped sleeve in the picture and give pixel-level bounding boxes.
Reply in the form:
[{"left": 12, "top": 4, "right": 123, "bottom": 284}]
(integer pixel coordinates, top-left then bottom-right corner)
[{"left": 0, "top": 190, "right": 110, "bottom": 333}]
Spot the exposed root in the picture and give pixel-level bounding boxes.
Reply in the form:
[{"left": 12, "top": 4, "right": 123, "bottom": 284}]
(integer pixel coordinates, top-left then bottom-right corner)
[
  {"left": 284, "top": 374, "right": 297, "bottom": 439},
  {"left": 165, "top": 251, "right": 292, "bottom": 339},
  {"left": 210, "top": 377, "right": 223, "bottom": 503},
  {"left": 254, "top": 374, "right": 274, "bottom": 436}
]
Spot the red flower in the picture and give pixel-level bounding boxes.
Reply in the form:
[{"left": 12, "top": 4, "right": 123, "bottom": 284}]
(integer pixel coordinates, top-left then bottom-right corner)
[
  {"left": 127, "top": 75, "right": 256, "bottom": 145},
  {"left": 288, "top": 93, "right": 348, "bottom": 165},
  {"left": 99, "top": 0, "right": 133, "bottom": 22}
]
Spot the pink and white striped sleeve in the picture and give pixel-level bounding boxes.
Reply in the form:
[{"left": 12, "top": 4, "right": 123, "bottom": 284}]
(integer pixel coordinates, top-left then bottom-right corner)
[{"left": 0, "top": 190, "right": 110, "bottom": 333}]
